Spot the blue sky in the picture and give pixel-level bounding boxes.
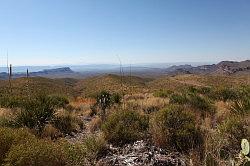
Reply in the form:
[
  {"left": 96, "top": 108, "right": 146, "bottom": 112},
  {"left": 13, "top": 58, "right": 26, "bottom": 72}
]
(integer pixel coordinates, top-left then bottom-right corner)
[{"left": 0, "top": 0, "right": 249, "bottom": 66}]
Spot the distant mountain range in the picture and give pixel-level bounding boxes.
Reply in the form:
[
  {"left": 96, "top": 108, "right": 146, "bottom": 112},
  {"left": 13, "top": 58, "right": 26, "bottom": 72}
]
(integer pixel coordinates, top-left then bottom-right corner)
[
  {"left": 0, "top": 60, "right": 249, "bottom": 79},
  {"left": 0, "top": 67, "right": 76, "bottom": 79},
  {"left": 166, "top": 60, "right": 250, "bottom": 75}
]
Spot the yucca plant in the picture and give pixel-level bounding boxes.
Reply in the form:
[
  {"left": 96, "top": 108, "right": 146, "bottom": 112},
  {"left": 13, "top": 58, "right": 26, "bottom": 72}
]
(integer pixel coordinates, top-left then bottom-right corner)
[
  {"left": 230, "top": 87, "right": 250, "bottom": 115},
  {"left": 96, "top": 91, "right": 111, "bottom": 121},
  {"left": 231, "top": 98, "right": 250, "bottom": 115}
]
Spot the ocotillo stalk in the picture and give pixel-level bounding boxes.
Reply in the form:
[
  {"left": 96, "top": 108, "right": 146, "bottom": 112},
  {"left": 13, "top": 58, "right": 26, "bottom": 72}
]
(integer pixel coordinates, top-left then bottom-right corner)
[
  {"left": 26, "top": 68, "right": 29, "bottom": 78},
  {"left": 8, "top": 64, "right": 12, "bottom": 93},
  {"left": 26, "top": 68, "right": 30, "bottom": 98}
]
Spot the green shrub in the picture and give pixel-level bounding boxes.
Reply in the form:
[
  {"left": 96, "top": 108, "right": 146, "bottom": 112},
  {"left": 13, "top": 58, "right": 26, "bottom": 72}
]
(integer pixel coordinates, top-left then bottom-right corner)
[
  {"left": 169, "top": 93, "right": 188, "bottom": 104},
  {"left": 0, "top": 127, "right": 36, "bottom": 164},
  {"left": 0, "top": 96, "right": 25, "bottom": 108},
  {"left": 188, "top": 94, "right": 215, "bottom": 116},
  {"left": 62, "top": 135, "right": 106, "bottom": 166},
  {"left": 153, "top": 89, "right": 173, "bottom": 98},
  {"left": 82, "top": 135, "right": 107, "bottom": 161},
  {"left": 48, "top": 95, "right": 69, "bottom": 108},
  {"left": 143, "top": 106, "right": 160, "bottom": 114},
  {"left": 111, "top": 93, "right": 122, "bottom": 104},
  {"left": 0, "top": 116, "right": 16, "bottom": 128},
  {"left": 102, "top": 110, "right": 149, "bottom": 146},
  {"left": 61, "top": 142, "right": 87, "bottom": 166},
  {"left": 197, "top": 86, "right": 212, "bottom": 95},
  {"left": 170, "top": 92, "right": 215, "bottom": 116},
  {"left": 150, "top": 106, "right": 203, "bottom": 152},
  {"left": 216, "top": 88, "right": 239, "bottom": 102},
  {"left": 4, "top": 139, "right": 67, "bottom": 166},
  {"left": 187, "top": 86, "right": 199, "bottom": 94}
]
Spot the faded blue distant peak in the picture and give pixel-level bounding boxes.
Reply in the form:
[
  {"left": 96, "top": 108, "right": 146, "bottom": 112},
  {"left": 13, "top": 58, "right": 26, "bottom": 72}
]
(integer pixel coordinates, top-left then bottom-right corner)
[{"left": 0, "top": 0, "right": 249, "bottom": 66}]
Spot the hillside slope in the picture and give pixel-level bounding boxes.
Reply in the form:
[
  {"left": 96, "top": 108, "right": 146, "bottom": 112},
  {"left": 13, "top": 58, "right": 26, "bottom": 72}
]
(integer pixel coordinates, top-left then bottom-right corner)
[
  {"left": 148, "top": 74, "right": 250, "bottom": 92},
  {"left": 0, "top": 77, "right": 79, "bottom": 98},
  {"left": 75, "top": 74, "right": 152, "bottom": 96}
]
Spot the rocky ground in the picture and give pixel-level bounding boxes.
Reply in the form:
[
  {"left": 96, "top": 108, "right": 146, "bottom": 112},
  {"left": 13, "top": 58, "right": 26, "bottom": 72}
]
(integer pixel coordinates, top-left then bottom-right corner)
[
  {"left": 96, "top": 140, "right": 187, "bottom": 166},
  {"left": 65, "top": 115, "right": 188, "bottom": 166}
]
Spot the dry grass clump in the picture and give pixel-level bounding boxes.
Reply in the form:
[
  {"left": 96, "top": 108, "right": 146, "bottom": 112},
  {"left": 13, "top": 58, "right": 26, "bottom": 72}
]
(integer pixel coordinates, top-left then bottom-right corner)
[
  {"left": 218, "top": 117, "right": 249, "bottom": 156},
  {"left": 41, "top": 124, "right": 62, "bottom": 140},
  {"left": 0, "top": 108, "right": 12, "bottom": 117},
  {"left": 124, "top": 93, "right": 145, "bottom": 100},
  {"left": 203, "top": 116, "right": 249, "bottom": 165},
  {"left": 52, "top": 109, "right": 83, "bottom": 136},
  {"left": 70, "top": 97, "right": 96, "bottom": 114},
  {"left": 124, "top": 93, "right": 168, "bottom": 114},
  {"left": 215, "top": 101, "right": 231, "bottom": 123},
  {"left": 88, "top": 116, "right": 102, "bottom": 133}
]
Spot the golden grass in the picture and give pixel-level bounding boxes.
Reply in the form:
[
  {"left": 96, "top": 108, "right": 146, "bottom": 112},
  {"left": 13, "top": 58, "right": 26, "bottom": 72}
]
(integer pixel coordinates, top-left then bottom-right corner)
[{"left": 88, "top": 116, "right": 102, "bottom": 133}]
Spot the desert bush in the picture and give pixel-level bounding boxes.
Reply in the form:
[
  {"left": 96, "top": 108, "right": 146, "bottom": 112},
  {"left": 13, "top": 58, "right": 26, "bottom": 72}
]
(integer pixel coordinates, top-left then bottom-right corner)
[
  {"left": 61, "top": 142, "right": 87, "bottom": 166},
  {"left": 0, "top": 127, "right": 36, "bottom": 164},
  {"left": 143, "top": 105, "right": 160, "bottom": 114},
  {"left": 82, "top": 135, "right": 107, "bottom": 161},
  {"left": 169, "top": 93, "right": 188, "bottom": 104},
  {"left": 216, "top": 88, "right": 239, "bottom": 102},
  {"left": 102, "top": 110, "right": 149, "bottom": 146},
  {"left": 197, "top": 86, "right": 212, "bottom": 95},
  {"left": 188, "top": 94, "right": 215, "bottom": 116},
  {"left": 218, "top": 117, "right": 249, "bottom": 157},
  {"left": 170, "top": 92, "right": 215, "bottom": 116},
  {"left": 0, "top": 116, "right": 16, "bottom": 128},
  {"left": 52, "top": 110, "right": 83, "bottom": 136},
  {"left": 153, "top": 89, "right": 173, "bottom": 98},
  {"left": 48, "top": 95, "right": 69, "bottom": 108},
  {"left": 62, "top": 134, "right": 106, "bottom": 166},
  {"left": 111, "top": 93, "right": 122, "bottom": 104},
  {"left": 150, "top": 105, "right": 203, "bottom": 152},
  {"left": 4, "top": 139, "right": 67, "bottom": 166},
  {"left": 187, "top": 86, "right": 199, "bottom": 94},
  {"left": 0, "top": 96, "right": 25, "bottom": 108}
]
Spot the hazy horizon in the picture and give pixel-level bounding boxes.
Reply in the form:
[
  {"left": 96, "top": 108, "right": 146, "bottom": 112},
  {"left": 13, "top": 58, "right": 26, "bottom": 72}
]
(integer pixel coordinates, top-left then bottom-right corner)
[
  {"left": 0, "top": 61, "right": 215, "bottom": 73},
  {"left": 0, "top": 0, "right": 249, "bottom": 66}
]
